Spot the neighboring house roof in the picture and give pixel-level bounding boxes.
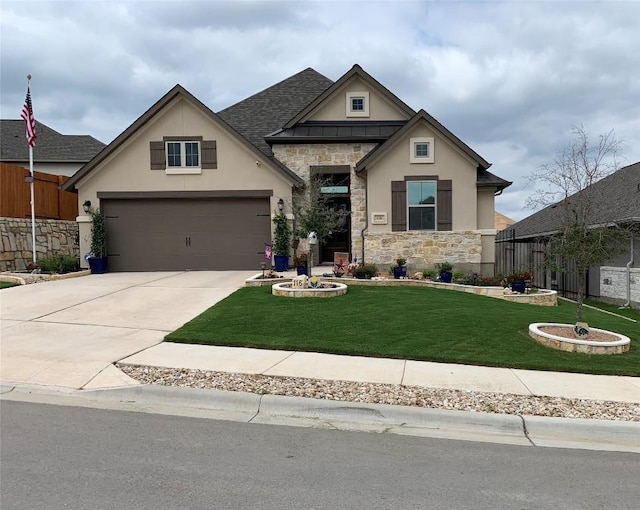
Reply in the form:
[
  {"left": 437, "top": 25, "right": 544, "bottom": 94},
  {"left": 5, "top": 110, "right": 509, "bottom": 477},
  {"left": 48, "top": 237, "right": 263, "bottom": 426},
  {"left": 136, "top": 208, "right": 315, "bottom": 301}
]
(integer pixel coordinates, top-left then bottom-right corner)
[
  {"left": 265, "top": 120, "right": 407, "bottom": 144},
  {"left": 494, "top": 211, "right": 515, "bottom": 231},
  {"left": 497, "top": 161, "right": 640, "bottom": 241},
  {"left": 217, "top": 68, "right": 333, "bottom": 158},
  {"left": 283, "top": 64, "right": 415, "bottom": 129},
  {"left": 62, "top": 84, "right": 304, "bottom": 192},
  {"left": 0, "top": 120, "right": 105, "bottom": 163}
]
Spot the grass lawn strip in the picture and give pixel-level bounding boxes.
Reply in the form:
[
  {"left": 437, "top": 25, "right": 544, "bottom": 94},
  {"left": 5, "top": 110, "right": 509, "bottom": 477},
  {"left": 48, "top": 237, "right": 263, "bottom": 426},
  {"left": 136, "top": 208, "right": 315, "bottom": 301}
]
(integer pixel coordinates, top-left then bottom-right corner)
[{"left": 166, "top": 286, "right": 640, "bottom": 376}]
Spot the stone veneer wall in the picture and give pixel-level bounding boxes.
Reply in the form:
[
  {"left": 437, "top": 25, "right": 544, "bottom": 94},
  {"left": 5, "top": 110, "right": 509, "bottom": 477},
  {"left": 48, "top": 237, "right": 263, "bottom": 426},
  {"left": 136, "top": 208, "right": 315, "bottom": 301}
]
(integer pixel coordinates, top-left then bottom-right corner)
[
  {"left": 272, "top": 143, "right": 377, "bottom": 260},
  {"left": 364, "top": 231, "right": 482, "bottom": 273},
  {"left": 0, "top": 217, "right": 79, "bottom": 271},
  {"left": 599, "top": 266, "right": 639, "bottom": 308}
]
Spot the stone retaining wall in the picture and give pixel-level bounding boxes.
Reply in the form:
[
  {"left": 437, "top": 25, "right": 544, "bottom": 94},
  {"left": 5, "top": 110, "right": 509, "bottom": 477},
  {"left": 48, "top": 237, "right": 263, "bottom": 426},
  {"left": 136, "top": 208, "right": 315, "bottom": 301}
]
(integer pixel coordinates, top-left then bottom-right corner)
[
  {"left": 246, "top": 274, "right": 558, "bottom": 306},
  {"left": 0, "top": 217, "right": 79, "bottom": 271}
]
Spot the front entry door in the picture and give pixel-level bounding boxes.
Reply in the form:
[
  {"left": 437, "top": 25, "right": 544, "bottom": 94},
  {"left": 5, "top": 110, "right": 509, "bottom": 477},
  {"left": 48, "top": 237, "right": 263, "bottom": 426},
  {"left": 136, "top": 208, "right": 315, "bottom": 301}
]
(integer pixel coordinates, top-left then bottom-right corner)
[{"left": 320, "top": 197, "right": 350, "bottom": 263}]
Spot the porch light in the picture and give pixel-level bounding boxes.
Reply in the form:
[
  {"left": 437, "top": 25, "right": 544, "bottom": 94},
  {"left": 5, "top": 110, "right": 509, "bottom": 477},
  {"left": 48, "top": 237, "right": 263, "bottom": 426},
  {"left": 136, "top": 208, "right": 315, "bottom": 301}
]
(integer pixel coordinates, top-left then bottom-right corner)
[
  {"left": 277, "top": 198, "right": 284, "bottom": 212},
  {"left": 82, "top": 200, "right": 92, "bottom": 213}
]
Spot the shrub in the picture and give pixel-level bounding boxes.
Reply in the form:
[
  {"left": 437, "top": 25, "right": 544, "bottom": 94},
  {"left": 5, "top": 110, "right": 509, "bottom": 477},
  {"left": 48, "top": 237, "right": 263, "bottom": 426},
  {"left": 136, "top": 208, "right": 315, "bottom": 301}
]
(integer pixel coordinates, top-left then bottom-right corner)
[
  {"left": 422, "top": 268, "right": 438, "bottom": 280},
  {"left": 395, "top": 257, "right": 407, "bottom": 267},
  {"left": 90, "top": 210, "right": 107, "bottom": 258},
  {"left": 452, "top": 270, "right": 465, "bottom": 282},
  {"left": 505, "top": 271, "right": 534, "bottom": 284},
  {"left": 293, "top": 252, "right": 308, "bottom": 267},
  {"left": 459, "top": 272, "right": 480, "bottom": 285},
  {"left": 481, "top": 275, "right": 504, "bottom": 286},
  {"left": 37, "top": 254, "right": 79, "bottom": 274},
  {"left": 354, "top": 263, "right": 378, "bottom": 279},
  {"left": 437, "top": 261, "right": 454, "bottom": 273}
]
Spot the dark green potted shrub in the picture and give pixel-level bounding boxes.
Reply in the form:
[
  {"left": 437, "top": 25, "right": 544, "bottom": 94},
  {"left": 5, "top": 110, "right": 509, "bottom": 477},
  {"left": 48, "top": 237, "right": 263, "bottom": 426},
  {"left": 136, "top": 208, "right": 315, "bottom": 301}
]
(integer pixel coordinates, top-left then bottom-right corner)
[
  {"left": 437, "top": 261, "right": 453, "bottom": 283},
  {"left": 392, "top": 257, "right": 407, "bottom": 279},
  {"left": 272, "top": 211, "right": 291, "bottom": 272},
  {"left": 89, "top": 209, "right": 107, "bottom": 274},
  {"left": 294, "top": 252, "right": 308, "bottom": 276}
]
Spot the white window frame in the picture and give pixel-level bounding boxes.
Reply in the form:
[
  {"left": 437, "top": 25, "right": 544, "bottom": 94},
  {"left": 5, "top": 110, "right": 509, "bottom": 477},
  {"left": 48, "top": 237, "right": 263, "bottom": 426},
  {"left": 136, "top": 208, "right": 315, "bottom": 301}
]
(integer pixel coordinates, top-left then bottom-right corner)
[
  {"left": 409, "top": 137, "right": 435, "bottom": 163},
  {"left": 407, "top": 180, "right": 437, "bottom": 231},
  {"left": 165, "top": 140, "right": 202, "bottom": 174},
  {"left": 346, "top": 91, "right": 370, "bottom": 117}
]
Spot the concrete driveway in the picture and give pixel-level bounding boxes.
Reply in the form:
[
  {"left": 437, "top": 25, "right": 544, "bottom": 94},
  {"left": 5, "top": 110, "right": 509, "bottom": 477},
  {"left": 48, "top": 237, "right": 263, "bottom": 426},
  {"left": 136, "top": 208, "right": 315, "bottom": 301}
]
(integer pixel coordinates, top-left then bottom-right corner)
[{"left": 0, "top": 271, "right": 253, "bottom": 389}]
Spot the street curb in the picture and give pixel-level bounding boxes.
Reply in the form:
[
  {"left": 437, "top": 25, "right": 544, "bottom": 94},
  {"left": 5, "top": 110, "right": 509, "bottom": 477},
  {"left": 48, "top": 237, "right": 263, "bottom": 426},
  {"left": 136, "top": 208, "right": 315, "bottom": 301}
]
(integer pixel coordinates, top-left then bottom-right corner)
[
  {"left": 523, "top": 415, "right": 640, "bottom": 452},
  {"left": 3, "top": 383, "right": 639, "bottom": 452},
  {"left": 256, "top": 394, "right": 528, "bottom": 443}
]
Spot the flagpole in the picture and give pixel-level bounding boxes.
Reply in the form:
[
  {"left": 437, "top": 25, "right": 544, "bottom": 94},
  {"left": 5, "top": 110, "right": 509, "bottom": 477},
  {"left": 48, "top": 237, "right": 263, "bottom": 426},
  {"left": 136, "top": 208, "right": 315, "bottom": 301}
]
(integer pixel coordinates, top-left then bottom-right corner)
[{"left": 27, "top": 74, "right": 36, "bottom": 264}]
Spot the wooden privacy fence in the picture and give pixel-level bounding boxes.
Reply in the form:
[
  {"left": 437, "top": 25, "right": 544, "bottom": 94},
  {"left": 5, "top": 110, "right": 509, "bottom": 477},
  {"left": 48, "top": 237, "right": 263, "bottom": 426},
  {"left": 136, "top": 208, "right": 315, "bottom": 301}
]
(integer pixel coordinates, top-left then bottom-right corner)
[{"left": 0, "top": 163, "right": 77, "bottom": 220}]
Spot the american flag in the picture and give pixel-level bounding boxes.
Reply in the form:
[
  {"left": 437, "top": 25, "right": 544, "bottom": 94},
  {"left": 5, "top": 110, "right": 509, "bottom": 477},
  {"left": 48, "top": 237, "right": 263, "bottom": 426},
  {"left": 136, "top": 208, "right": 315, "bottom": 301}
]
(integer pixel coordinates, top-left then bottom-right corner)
[{"left": 21, "top": 86, "right": 37, "bottom": 148}]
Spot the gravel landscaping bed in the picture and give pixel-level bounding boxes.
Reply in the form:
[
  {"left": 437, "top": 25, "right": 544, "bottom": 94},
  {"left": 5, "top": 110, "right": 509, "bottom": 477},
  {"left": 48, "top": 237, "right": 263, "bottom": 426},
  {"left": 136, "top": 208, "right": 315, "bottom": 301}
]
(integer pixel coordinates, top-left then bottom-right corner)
[{"left": 118, "top": 364, "right": 640, "bottom": 422}]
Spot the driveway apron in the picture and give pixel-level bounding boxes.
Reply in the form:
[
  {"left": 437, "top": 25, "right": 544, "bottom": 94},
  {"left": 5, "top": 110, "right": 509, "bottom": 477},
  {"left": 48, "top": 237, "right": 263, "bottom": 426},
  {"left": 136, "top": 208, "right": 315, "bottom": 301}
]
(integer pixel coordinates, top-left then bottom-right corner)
[{"left": 0, "top": 271, "right": 252, "bottom": 389}]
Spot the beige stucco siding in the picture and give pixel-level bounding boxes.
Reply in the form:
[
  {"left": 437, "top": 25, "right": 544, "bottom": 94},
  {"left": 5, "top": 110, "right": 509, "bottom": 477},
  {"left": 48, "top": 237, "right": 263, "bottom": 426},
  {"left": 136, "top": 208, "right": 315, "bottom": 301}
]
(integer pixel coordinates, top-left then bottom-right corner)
[
  {"left": 477, "top": 189, "right": 496, "bottom": 230},
  {"left": 308, "top": 76, "right": 411, "bottom": 122},
  {"left": 76, "top": 97, "right": 292, "bottom": 202},
  {"left": 74, "top": 96, "right": 294, "bottom": 267},
  {"left": 366, "top": 123, "right": 480, "bottom": 232}
]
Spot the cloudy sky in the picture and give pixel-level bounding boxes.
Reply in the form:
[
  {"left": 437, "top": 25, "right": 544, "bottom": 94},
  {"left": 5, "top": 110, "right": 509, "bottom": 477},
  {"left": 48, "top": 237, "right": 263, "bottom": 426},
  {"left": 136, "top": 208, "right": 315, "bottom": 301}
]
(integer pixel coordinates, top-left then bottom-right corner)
[{"left": 2, "top": 0, "right": 639, "bottom": 220}]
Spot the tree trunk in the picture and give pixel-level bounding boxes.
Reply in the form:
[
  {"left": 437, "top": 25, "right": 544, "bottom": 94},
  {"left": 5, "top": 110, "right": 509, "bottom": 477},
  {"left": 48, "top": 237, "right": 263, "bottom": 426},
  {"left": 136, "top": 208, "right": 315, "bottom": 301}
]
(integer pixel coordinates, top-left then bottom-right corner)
[{"left": 576, "top": 269, "right": 587, "bottom": 323}]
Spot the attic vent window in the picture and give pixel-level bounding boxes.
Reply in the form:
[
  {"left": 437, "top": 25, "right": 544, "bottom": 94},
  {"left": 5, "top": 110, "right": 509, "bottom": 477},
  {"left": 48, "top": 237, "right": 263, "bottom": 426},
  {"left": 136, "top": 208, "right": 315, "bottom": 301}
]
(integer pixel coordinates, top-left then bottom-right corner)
[
  {"left": 346, "top": 91, "right": 370, "bottom": 118},
  {"left": 409, "top": 137, "right": 435, "bottom": 163}
]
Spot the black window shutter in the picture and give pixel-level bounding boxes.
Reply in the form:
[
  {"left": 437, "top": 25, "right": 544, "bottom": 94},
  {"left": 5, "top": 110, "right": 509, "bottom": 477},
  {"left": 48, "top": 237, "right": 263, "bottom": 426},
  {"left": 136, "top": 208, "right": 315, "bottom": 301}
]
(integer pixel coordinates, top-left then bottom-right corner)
[
  {"left": 391, "top": 181, "right": 407, "bottom": 231},
  {"left": 437, "top": 179, "right": 452, "bottom": 231},
  {"left": 150, "top": 141, "right": 165, "bottom": 170},
  {"left": 201, "top": 140, "right": 217, "bottom": 169}
]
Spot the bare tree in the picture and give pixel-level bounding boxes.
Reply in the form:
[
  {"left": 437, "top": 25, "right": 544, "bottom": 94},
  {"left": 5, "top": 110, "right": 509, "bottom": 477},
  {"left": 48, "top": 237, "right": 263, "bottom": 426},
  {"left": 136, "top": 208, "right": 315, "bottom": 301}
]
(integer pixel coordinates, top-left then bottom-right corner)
[{"left": 526, "top": 126, "right": 628, "bottom": 324}]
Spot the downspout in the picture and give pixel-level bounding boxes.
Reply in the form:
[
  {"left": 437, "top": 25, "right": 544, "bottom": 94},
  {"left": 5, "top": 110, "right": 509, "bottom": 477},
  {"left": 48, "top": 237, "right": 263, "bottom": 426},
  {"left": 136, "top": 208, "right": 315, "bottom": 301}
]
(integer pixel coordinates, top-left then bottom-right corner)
[{"left": 623, "top": 236, "right": 634, "bottom": 308}]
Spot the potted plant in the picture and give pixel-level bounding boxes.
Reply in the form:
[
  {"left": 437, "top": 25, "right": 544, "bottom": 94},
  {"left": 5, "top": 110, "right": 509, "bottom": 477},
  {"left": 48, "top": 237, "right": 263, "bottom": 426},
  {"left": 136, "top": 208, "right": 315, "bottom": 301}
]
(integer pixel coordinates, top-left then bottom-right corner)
[
  {"left": 437, "top": 261, "right": 454, "bottom": 283},
  {"left": 294, "top": 252, "right": 308, "bottom": 276},
  {"left": 88, "top": 209, "right": 107, "bottom": 274},
  {"left": 272, "top": 210, "right": 291, "bottom": 272},
  {"left": 392, "top": 257, "right": 407, "bottom": 279},
  {"left": 505, "top": 271, "right": 533, "bottom": 293}
]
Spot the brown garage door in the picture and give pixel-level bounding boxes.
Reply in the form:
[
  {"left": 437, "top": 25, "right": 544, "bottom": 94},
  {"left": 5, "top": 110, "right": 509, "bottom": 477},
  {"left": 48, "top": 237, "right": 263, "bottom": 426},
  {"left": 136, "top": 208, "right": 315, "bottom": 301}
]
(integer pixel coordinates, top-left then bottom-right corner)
[{"left": 102, "top": 198, "right": 271, "bottom": 271}]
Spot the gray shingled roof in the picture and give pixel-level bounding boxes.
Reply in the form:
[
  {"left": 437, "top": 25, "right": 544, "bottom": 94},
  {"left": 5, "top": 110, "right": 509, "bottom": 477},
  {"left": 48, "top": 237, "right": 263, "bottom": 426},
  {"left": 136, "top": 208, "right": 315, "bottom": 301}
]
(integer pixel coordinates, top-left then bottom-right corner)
[
  {"left": 217, "top": 68, "right": 333, "bottom": 158},
  {"left": 0, "top": 120, "right": 105, "bottom": 162},
  {"left": 477, "top": 168, "right": 512, "bottom": 189},
  {"left": 497, "top": 162, "right": 640, "bottom": 241}
]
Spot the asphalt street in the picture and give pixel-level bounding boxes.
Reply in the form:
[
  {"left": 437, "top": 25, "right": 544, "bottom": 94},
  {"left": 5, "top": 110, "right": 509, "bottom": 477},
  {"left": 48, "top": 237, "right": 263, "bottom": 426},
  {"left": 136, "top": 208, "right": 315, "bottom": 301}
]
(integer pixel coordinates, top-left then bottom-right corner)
[{"left": 2, "top": 401, "right": 639, "bottom": 510}]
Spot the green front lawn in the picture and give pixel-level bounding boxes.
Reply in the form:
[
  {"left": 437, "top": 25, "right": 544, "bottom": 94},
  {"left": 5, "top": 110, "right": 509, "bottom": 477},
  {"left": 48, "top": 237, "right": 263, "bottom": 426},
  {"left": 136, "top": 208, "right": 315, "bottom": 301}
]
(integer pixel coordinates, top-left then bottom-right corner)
[
  {"left": 0, "top": 281, "right": 19, "bottom": 289},
  {"left": 166, "top": 286, "right": 640, "bottom": 376}
]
